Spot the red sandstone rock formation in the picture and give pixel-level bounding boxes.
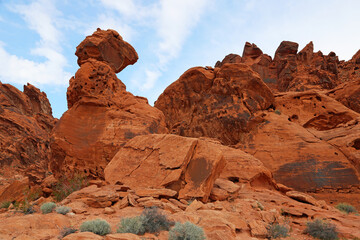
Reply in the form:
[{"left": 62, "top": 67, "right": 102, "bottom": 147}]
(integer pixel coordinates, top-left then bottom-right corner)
[
  {"left": 216, "top": 41, "right": 343, "bottom": 93},
  {"left": 0, "top": 82, "right": 55, "bottom": 184},
  {"left": 50, "top": 29, "right": 167, "bottom": 179},
  {"left": 237, "top": 91, "right": 360, "bottom": 192},
  {"left": 155, "top": 63, "right": 274, "bottom": 145}
]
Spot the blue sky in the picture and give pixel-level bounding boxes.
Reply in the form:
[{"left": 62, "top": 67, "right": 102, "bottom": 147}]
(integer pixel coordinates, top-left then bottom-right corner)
[{"left": 0, "top": 0, "right": 359, "bottom": 118}]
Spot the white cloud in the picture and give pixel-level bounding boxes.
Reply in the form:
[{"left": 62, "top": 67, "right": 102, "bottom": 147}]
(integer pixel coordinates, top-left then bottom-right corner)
[
  {"left": 0, "top": 0, "right": 71, "bottom": 86},
  {"left": 84, "top": 14, "right": 134, "bottom": 41},
  {"left": 99, "top": 0, "right": 209, "bottom": 89},
  {"left": 99, "top": 0, "right": 157, "bottom": 22},
  {"left": 156, "top": 0, "right": 208, "bottom": 67},
  {"left": 143, "top": 69, "right": 161, "bottom": 90}
]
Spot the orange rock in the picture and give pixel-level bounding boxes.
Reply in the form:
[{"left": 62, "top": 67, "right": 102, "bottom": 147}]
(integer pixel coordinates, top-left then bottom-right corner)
[
  {"left": 63, "top": 185, "right": 118, "bottom": 208},
  {"left": 134, "top": 188, "right": 177, "bottom": 198},
  {"left": 105, "top": 134, "right": 225, "bottom": 202},
  {"left": 155, "top": 63, "right": 274, "bottom": 145},
  {"left": 0, "top": 177, "right": 29, "bottom": 202},
  {"left": 76, "top": 28, "right": 138, "bottom": 73},
  {"left": 0, "top": 213, "right": 70, "bottom": 239},
  {"left": 63, "top": 232, "right": 103, "bottom": 240},
  {"left": 286, "top": 191, "right": 320, "bottom": 206},
  {"left": 237, "top": 91, "right": 360, "bottom": 191},
  {"left": 105, "top": 233, "right": 141, "bottom": 240},
  {"left": 50, "top": 30, "right": 167, "bottom": 179},
  {"left": 209, "top": 187, "right": 229, "bottom": 201},
  {"left": 0, "top": 83, "right": 55, "bottom": 184}
]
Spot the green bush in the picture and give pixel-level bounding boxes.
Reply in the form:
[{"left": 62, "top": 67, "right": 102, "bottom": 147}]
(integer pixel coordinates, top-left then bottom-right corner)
[
  {"left": 304, "top": 219, "right": 338, "bottom": 240},
  {"left": 0, "top": 201, "right": 11, "bottom": 209},
  {"left": 59, "top": 227, "right": 77, "bottom": 239},
  {"left": 53, "top": 173, "right": 88, "bottom": 202},
  {"left": 117, "top": 216, "right": 146, "bottom": 235},
  {"left": 168, "top": 222, "right": 206, "bottom": 240},
  {"left": 335, "top": 203, "right": 357, "bottom": 214},
  {"left": 55, "top": 206, "right": 71, "bottom": 215},
  {"left": 116, "top": 207, "right": 172, "bottom": 235},
  {"left": 267, "top": 223, "right": 289, "bottom": 239},
  {"left": 80, "top": 219, "right": 111, "bottom": 236},
  {"left": 141, "top": 207, "right": 172, "bottom": 233},
  {"left": 40, "top": 202, "right": 57, "bottom": 214}
]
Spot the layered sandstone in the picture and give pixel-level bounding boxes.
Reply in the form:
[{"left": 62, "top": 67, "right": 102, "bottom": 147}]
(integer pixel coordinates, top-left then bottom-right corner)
[{"left": 0, "top": 83, "right": 55, "bottom": 184}]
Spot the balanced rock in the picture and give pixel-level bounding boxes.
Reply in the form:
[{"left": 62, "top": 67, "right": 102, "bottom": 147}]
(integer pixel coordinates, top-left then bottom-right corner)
[
  {"left": 75, "top": 28, "right": 138, "bottom": 73},
  {"left": 155, "top": 63, "right": 274, "bottom": 145},
  {"left": 50, "top": 29, "right": 167, "bottom": 179}
]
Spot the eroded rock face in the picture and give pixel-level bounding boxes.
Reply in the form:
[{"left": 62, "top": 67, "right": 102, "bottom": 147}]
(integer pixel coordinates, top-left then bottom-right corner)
[
  {"left": 105, "top": 134, "right": 226, "bottom": 202},
  {"left": 155, "top": 63, "right": 274, "bottom": 145},
  {"left": 237, "top": 91, "right": 360, "bottom": 191},
  {"left": 105, "top": 134, "right": 273, "bottom": 202},
  {"left": 0, "top": 83, "right": 55, "bottom": 183},
  {"left": 216, "top": 41, "right": 344, "bottom": 93},
  {"left": 50, "top": 29, "right": 167, "bottom": 179}
]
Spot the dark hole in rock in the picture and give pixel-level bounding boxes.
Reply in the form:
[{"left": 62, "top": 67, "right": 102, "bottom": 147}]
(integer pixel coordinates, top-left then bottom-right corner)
[
  {"left": 228, "top": 177, "right": 239, "bottom": 183},
  {"left": 352, "top": 139, "right": 360, "bottom": 150}
]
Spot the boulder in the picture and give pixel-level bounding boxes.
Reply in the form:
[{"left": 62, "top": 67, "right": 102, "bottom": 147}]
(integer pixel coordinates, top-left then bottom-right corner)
[
  {"left": 50, "top": 29, "right": 167, "bottom": 179},
  {"left": 155, "top": 63, "right": 274, "bottom": 145},
  {"left": 63, "top": 185, "right": 119, "bottom": 208},
  {"left": 76, "top": 28, "right": 138, "bottom": 73},
  {"left": 105, "top": 134, "right": 226, "bottom": 202}
]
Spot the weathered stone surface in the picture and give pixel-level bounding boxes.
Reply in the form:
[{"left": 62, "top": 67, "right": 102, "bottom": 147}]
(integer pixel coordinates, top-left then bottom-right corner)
[
  {"left": 237, "top": 91, "right": 360, "bottom": 192},
  {"left": 0, "top": 83, "right": 55, "bottom": 184},
  {"left": 63, "top": 232, "right": 103, "bottom": 240},
  {"left": 105, "top": 134, "right": 225, "bottom": 202},
  {"left": 50, "top": 30, "right": 167, "bottom": 179},
  {"left": 134, "top": 188, "right": 177, "bottom": 198},
  {"left": 286, "top": 191, "right": 320, "bottom": 206},
  {"left": 105, "top": 233, "right": 141, "bottom": 240},
  {"left": 155, "top": 63, "right": 274, "bottom": 145},
  {"left": 0, "top": 213, "right": 70, "bottom": 239},
  {"left": 0, "top": 177, "right": 29, "bottom": 203},
  {"left": 63, "top": 185, "right": 119, "bottom": 208},
  {"left": 76, "top": 28, "right": 138, "bottom": 73}
]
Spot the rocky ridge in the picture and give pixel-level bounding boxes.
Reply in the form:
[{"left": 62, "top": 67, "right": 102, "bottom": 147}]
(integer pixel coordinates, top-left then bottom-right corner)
[{"left": 0, "top": 30, "right": 360, "bottom": 239}]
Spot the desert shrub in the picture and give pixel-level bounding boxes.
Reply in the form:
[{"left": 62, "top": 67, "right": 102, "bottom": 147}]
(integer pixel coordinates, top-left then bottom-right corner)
[
  {"left": 141, "top": 207, "right": 172, "bottom": 233},
  {"left": 117, "top": 215, "right": 146, "bottom": 235},
  {"left": 168, "top": 221, "right": 206, "bottom": 240},
  {"left": 267, "top": 223, "right": 289, "bottom": 239},
  {"left": 40, "top": 202, "right": 56, "bottom": 214},
  {"left": 53, "top": 173, "right": 88, "bottom": 202},
  {"left": 116, "top": 207, "right": 172, "bottom": 235},
  {"left": 335, "top": 203, "right": 357, "bottom": 214},
  {"left": 55, "top": 206, "right": 71, "bottom": 215},
  {"left": 80, "top": 219, "right": 111, "bottom": 236},
  {"left": 0, "top": 201, "right": 11, "bottom": 209},
  {"left": 21, "top": 203, "right": 35, "bottom": 215},
  {"left": 304, "top": 219, "right": 338, "bottom": 240},
  {"left": 59, "top": 226, "right": 77, "bottom": 239}
]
